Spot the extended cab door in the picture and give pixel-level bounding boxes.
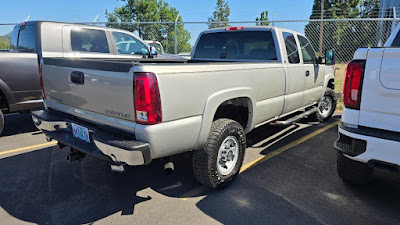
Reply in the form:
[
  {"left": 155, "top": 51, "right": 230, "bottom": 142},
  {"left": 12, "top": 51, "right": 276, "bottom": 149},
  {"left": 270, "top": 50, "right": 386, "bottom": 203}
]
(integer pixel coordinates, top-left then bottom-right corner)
[
  {"left": 297, "top": 35, "right": 324, "bottom": 107},
  {"left": 281, "top": 32, "right": 305, "bottom": 114}
]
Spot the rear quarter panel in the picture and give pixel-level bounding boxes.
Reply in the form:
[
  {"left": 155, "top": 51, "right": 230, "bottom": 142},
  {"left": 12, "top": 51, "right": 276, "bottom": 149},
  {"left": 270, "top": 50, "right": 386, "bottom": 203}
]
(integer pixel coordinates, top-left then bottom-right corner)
[{"left": 359, "top": 48, "right": 400, "bottom": 132}]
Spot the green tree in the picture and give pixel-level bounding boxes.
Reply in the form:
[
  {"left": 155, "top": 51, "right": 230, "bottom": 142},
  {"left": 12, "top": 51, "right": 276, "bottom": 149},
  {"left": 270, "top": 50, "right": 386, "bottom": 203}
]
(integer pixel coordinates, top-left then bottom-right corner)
[
  {"left": 0, "top": 36, "right": 10, "bottom": 50},
  {"left": 208, "top": 0, "right": 230, "bottom": 29},
  {"left": 305, "top": 0, "right": 379, "bottom": 62},
  {"left": 256, "top": 11, "right": 270, "bottom": 26},
  {"left": 106, "top": 0, "right": 191, "bottom": 54}
]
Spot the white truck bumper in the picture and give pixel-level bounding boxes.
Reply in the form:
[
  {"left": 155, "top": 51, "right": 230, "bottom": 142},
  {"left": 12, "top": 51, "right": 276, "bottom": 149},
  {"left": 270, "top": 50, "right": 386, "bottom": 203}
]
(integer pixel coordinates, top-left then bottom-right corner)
[{"left": 336, "top": 122, "right": 400, "bottom": 170}]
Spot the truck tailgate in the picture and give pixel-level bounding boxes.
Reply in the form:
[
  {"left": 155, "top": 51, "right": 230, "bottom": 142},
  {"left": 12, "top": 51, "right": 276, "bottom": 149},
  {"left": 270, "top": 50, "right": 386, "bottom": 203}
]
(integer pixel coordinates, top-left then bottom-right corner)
[
  {"left": 359, "top": 48, "right": 400, "bottom": 132},
  {"left": 42, "top": 58, "right": 135, "bottom": 122}
]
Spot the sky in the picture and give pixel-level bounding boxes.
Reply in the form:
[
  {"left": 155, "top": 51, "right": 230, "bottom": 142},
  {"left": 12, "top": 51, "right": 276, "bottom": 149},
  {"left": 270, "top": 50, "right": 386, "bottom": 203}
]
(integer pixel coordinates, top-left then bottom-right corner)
[
  {"left": 0, "top": 0, "right": 314, "bottom": 23},
  {"left": 0, "top": 0, "right": 315, "bottom": 44}
]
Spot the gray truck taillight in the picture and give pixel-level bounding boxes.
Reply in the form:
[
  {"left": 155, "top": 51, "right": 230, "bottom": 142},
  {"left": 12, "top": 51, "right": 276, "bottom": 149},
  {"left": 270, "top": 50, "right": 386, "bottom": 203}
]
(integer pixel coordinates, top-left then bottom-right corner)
[
  {"left": 343, "top": 60, "right": 366, "bottom": 110},
  {"left": 134, "top": 72, "right": 162, "bottom": 125}
]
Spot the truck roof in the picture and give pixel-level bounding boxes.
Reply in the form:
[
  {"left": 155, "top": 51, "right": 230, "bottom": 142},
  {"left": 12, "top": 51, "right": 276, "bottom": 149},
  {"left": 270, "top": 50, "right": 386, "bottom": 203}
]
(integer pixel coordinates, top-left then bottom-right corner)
[{"left": 202, "top": 26, "right": 305, "bottom": 36}]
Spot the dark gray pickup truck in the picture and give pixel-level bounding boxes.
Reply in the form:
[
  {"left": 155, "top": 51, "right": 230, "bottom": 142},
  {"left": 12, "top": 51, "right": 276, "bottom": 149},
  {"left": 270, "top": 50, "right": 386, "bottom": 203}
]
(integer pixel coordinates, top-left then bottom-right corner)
[
  {"left": 0, "top": 22, "right": 43, "bottom": 135},
  {"left": 0, "top": 21, "right": 183, "bottom": 135}
]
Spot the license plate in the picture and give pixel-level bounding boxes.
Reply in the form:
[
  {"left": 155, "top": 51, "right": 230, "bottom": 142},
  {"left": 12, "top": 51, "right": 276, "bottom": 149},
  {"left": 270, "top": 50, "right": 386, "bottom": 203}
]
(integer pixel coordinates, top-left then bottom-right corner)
[{"left": 71, "top": 123, "right": 90, "bottom": 143}]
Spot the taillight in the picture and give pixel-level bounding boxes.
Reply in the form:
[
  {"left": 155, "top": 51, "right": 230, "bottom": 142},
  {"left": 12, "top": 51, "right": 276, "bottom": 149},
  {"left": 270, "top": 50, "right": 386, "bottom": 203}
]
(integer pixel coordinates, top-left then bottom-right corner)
[
  {"left": 225, "top": 26, "right": 244, "bottom": 31},
  {"left": 134, "top": 72, "right": 162, "bottom": 125},
  {"left": 39, "top": 59, "right": 45, "bottom": 98},
  {"left": 343, "top": 60, "right": 366, "bottom": 110}
]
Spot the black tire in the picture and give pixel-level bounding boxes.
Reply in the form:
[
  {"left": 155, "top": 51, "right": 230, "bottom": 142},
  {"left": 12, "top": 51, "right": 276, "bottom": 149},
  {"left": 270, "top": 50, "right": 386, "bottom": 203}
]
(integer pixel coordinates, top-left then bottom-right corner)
[
  {"left": 310, "top": 88, "right": 337, "bottom": 122},
  {"left": 192, "top": 119, "right": 246, "bottom": 189},
  {"left": 0, "top": 109, "right": 4, "bottom": 136},
  {"left": 337, "top": 152, "right": 373, "bottom": 184}
]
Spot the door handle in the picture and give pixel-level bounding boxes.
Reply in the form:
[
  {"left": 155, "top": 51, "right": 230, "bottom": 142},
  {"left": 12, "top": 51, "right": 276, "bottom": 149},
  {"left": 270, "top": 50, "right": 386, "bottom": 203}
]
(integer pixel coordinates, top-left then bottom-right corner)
[
  {"left": 71, "top": 71, "right": 84, "bottom": 85},
  {"left": 305, "top": 70, "right": 310, "bottom": 77}
]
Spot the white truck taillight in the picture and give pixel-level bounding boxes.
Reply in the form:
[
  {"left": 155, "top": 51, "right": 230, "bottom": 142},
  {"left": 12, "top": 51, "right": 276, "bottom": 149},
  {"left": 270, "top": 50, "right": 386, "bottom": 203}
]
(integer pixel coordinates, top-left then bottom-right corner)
[
  {"left": 134, "top": 72, "right": 162, "bottom": 125},
  {"left": 39, "top": 59, "right": 45, "bottom": 98},
  {"left": 343, "top": 60, "right": 366, "bottom": 110}
]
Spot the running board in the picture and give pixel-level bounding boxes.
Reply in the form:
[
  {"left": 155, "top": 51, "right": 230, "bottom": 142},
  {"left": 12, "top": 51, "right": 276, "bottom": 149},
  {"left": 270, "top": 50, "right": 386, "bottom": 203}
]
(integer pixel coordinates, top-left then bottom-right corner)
[{"left": 274, "top": 107, "right": 318, "bottom": 126}]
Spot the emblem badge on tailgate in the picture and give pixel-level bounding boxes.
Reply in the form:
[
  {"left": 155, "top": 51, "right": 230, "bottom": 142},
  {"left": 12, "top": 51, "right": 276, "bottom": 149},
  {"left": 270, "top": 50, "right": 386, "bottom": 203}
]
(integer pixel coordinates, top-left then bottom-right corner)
[{"left": 105, "top": 110, "right": 131, "bottom": 119}]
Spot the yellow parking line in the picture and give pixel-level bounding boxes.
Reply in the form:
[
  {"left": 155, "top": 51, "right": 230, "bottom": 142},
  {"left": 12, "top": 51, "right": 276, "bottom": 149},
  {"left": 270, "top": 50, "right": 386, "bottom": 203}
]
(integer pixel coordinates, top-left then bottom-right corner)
[
  {"left": 0, "top": 141, "right": 57, "bottom": 156},
  {"left": 180, "top": 120, "right": 340, "bottom": 200}
]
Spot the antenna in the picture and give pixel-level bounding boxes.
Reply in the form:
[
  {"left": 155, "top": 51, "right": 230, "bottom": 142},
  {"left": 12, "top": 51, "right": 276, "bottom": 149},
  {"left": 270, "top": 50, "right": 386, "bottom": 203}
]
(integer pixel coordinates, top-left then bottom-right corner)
[{"left": 93, "top": 14, "right": 99, "bottom": 24}]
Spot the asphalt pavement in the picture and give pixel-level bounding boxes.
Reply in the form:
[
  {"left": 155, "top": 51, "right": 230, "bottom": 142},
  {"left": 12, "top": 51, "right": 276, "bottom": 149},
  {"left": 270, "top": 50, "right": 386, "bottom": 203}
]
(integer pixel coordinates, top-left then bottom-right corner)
[{"left": 0, "top": 112, "right": 399, "bottom": 225}]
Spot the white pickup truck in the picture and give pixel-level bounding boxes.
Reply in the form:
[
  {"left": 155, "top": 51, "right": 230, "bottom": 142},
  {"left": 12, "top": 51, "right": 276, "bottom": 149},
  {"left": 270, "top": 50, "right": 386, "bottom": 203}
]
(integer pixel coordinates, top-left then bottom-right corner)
[
  {"left": 335, "top": 24, "right": 400, "bottom": 184},
  {"left": 32, "top": 26, "right": 336, "bottom": 189}
]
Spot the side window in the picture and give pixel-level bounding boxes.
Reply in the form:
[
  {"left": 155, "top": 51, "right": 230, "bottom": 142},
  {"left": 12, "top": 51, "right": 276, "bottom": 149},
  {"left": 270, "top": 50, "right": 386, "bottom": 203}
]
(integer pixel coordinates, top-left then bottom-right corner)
[
  {"left": 391, "top": 31, "right": 400, "bottom": 47},
  {"left": 71, "top": 28, "right": 110, "bottom": 53},
  {"left": 283, "top": 32, "right": 300, "bottom": 64},
  {"left": 112, "top": 32, "right": 149, "bottom": 55},
  {"left": 298, "top": 35, "right": 317, "bottom": 64},
  {"left": 10, "top": 25, "right": 36, "bottom": 52}
]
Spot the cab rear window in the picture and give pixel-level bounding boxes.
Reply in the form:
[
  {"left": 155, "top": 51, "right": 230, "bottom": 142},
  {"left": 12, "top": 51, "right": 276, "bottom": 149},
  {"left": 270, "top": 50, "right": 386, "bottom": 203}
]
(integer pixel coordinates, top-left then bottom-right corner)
[
  {"left": 71, "top": 28, "right": 110, "bottom": 53},
  {"left": 10, "top": 25, "right": 36, "bottom": 52},
  {"left": 193, "top": 31, "right": 277, "bottom": 61}
]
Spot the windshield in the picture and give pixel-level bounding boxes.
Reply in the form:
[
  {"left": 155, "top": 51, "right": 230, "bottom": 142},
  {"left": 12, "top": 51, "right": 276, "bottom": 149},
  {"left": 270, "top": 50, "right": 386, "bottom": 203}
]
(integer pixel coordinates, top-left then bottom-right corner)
[{"left": 193, "top": 31, "right": 277, "bottom": 61}]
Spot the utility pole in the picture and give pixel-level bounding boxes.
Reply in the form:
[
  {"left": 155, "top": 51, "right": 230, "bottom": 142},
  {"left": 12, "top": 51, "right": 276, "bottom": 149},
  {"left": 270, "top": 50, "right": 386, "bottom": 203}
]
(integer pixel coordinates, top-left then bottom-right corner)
[{"left": 319, "top": 0, "right": 324, "bottom": 56}]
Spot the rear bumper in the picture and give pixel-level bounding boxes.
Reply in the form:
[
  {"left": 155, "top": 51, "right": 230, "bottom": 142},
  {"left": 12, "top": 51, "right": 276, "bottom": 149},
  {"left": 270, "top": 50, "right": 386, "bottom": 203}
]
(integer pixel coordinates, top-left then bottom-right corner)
[
  {"left": 335, "top": 122, "right": 400, "bottom": 169},
  {"left": 31, "top": 110, "right": 151, "bottom": 166}
]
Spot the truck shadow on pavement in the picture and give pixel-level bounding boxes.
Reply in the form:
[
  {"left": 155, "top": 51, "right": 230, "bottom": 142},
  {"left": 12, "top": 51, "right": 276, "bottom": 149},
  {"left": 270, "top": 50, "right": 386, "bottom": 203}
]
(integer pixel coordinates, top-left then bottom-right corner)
[
  {"left": 2, "top": 113, "right": 39, "bottom": 137},
  {"left": 2, "top": 115, "right": 398, "bottom": 224},
  {"left": 0, "top": 146, "right": 198, "bottom": 224}
]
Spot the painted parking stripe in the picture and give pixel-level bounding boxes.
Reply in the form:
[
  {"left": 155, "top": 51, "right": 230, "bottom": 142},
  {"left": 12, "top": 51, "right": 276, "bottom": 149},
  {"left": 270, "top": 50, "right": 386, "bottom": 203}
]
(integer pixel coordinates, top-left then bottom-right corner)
[
  {"left": 180, "top": 120, "right": 340, "bottom": 200},
  {"left": 0, "top": 141, "right": 57, "bottom": 157}
]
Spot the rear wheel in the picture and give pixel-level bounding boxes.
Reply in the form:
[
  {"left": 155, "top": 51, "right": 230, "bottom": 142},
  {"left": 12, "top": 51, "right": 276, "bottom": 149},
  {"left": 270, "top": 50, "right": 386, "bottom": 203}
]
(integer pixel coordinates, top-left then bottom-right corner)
[
  {"left": 310, "top": 88, "right": 337, "bottom": 122},
  {"left": 0, "top": 109, "right": 4, "bottom": 136},
  {"left": 192, "top": 119, "right": 246, "bottom": 189},
  {"left": 337, "top": 152, "right": 373, "bottom": 184}
]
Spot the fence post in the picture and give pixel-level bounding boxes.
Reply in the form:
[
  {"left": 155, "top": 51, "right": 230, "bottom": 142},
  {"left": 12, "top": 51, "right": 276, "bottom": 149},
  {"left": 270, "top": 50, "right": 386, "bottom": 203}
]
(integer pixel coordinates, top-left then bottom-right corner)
[
  {"left": 318, "top": 0, "right": 324, "bottom": 56},
  {"left": 392, "top": 6, "right": 397, "bottom": 33},
  {"left": 174, "top": 14, "right": 180, "bottom": 55}
]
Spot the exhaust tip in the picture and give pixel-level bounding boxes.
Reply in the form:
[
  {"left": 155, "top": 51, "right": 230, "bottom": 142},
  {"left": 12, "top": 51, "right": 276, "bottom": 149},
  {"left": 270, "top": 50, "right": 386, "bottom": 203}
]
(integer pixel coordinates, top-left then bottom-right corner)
[{"left": 164, "top": 162, "right": 174, "bottom": 175}]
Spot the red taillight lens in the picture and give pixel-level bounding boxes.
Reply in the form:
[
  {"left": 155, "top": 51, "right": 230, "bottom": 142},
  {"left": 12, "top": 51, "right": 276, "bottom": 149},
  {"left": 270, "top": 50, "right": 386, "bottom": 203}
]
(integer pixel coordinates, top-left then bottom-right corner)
[
  {"left": 134, "top": 72, "right": 162, "bottom": 125},
  {"left": 39, "top": 60, "right": 45, "bottom": 98},
  {"left": 343, "top": 60, "right": 366, "bottom": 110},
  {"left": 225, "top": 26, "right": 244, "bottom": 31}
]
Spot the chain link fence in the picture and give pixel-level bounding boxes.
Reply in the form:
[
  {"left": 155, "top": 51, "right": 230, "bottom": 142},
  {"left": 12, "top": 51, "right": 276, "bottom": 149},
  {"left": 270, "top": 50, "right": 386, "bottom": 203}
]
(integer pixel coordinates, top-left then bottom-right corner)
[{"left": 1, "top": 18, "right": 399, "bottom": 60}]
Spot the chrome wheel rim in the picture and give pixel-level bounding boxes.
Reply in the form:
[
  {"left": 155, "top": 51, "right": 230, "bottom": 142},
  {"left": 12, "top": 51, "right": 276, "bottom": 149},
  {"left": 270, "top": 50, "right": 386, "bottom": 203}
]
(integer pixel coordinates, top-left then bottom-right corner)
[
  {"left": 318, "top": 96, "right": 333, "bottom": 117},
  {"left": 217, "top": 136, "right": 239, "bottom": 176}
]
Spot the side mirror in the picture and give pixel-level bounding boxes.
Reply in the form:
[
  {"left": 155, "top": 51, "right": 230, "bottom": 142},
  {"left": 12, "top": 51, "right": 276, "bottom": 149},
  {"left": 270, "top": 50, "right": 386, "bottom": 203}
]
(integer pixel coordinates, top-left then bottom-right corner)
[
  {"left": 149, "top": 46, "right": 158, "bottom": 58},
  {"left": 325, "top": 49, "right": 336, "bottom": 65},
  {"left": 317, "top": 56, "right": 324, "bottom": 64}
]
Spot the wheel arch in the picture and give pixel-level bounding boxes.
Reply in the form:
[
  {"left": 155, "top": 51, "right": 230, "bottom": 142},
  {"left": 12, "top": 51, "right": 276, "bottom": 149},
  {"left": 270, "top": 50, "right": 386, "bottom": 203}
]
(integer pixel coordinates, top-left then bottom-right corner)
[
  {"left": 0, "top": 79, "right": 15, "bottom": 112},
  {"left": 194, "top": 87, "right": 256, "bottom": 150},
  {"left": 322, "top": 73, "right": 335, "bottom": 96}
]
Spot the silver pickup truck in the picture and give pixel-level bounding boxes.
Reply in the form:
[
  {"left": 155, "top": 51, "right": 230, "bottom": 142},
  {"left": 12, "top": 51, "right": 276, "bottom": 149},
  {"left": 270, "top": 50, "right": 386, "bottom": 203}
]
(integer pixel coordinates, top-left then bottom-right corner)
[
  {"left": 32, "top": 26, "right": 336, "bottom": 189},
  {"left": 0, "top": 21, "right": 181, "bottom": 135}
]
